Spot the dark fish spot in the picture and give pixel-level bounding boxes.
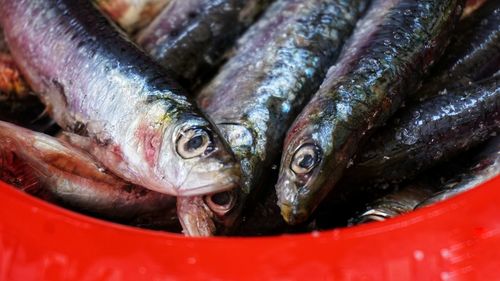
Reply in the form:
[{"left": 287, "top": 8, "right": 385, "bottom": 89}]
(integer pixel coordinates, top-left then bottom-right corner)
[
  {"left": 186, "top": 135, "right": 203, "bottom": 150},
  {"left": 170, "top": 29, "right": 180, "bottom": 37},
  {"left": 138, "top": 188, "right": 149, "bottom": 197},
  {"left": 71, "top": 121, "right": 88, "bottom": 136},
  {"left": 299, "top": 154, "right": 314, "bottom": 169},
  {"left": 187, "top": 11, "right": 198, "bottom": 19},
  {"left": 211, "top": 191, "right": 231, "bottom": 206},
  {"left": 122, "top": 185, "right": 133, "bottom": 193}
]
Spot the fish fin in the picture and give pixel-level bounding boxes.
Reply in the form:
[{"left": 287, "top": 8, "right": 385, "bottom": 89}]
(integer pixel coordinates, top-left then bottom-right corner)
[
  {"left": 60, "top": 132, "right": 132, "bottom": 181},
  {"left": 60, "top": 132, "right": 118, "bottom": 165}
]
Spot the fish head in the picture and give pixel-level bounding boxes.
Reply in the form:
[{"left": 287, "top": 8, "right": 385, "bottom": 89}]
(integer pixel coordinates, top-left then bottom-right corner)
[
  {"left": 131, "top": 100, "right": 241, "bottom": 197},
  {"left": 149, "top": 110, "right": 241, "bottom": 196},
  {"left": 177, "top": 189, "right": 241, "bottom": 236},
  {"left": 275, "top": 114, "right": 335, "bottom": 225}
]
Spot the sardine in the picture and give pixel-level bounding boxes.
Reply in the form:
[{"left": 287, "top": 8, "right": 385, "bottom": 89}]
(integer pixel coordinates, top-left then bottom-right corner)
[
  {"left": 95, "top": 0, "right": 171, "bottom": 33},
  {"left": 345, "top": 76, "right": 499, "bottom": 185},
  {"left": 415, "top": 0, "right": 500, "bottom": 101},
  {"left": 417, "top": 136, "right": 500, "bottom": 208},
  {"left": 349, "top": 183, "right": 436, "bottom": 224},
  {"left": 178, "top": 0, "right": 368, "bottom": 236},
  {"left": 0, "top": 121, "right": 178, "bottom": 224},
  {"left": 136, "top": 0, "right": 273, "bottom": 89},
  {"left": 276, "top": 0, "right": 465, "bottom": 224},
  {"left": 0, "top": 0, "right": 240, "bottom": 196}
]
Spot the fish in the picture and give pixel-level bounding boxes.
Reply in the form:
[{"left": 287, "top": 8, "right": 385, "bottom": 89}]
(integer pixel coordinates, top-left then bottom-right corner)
[
  {"left": 136, "top": 0, "right": 274, "bottom": 89},
  {"left": 94, "top": 0, "right": 171, "bottom": 33},
  {"left": 178, "top": 0, "right": 369, "bottom": 236},
  {"left": 344, "top": 76, "right": 499, "bottom": 185},
  {"left": 349, "top": 134, "right": 500, "bottom": 224},
  {"left": 0, "top": 121, "right": 178, "bottom": 225},
  {"left": 417, "top": 136, "right": 500, "bottom": 208},
  {"left": 276, "top": 0, "right": 466, "bottom": 224},
  {"left": 349, "top": 183, "right": 436, "bottom": 224},
  {"left": 415, "top": 0, "right": 500, "bottom": 102},
  {"left": 0, "top": 0, "right": 241, "bottom": 196}
]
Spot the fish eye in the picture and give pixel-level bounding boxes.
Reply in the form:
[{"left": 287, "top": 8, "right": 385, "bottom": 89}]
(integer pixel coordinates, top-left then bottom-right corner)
[
  {"left": 204, "top": 190, "right": 236, "bottom": 217},
  {"left": 290, "top": 143, "right": 321, "bottom": 175},
  {"left": 176, "top": 127, "right": 214, "bottom": 159}
]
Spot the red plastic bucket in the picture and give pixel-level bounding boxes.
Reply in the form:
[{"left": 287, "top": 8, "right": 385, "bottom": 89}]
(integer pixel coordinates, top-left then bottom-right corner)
[{"left": 0, "top": 176, "right": 499, "bottom": 280}]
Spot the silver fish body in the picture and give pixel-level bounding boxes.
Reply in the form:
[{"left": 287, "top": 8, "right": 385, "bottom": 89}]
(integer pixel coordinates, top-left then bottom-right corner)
[
  {"left": 276, "top": 0, "right": 465, "bottom": 224},
  {"left": 137, "top": 0, "right": 273, "bottom": 89},
  {"left": 0, "top": 121, "right": 177, "bottom": 223},
  {"left": 0, "top": 0, "right": 240, "bottom": 196},
  {"left": 177, "top": 0, "right": 368, "bottom": 236}
]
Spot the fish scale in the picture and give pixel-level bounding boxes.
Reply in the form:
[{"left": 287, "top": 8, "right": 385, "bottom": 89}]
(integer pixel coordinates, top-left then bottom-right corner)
[
  {"left": 137, "top": 0, "right": 273, "bottom": 90},
  {"left": 415, "top": 0, "right": 500, "bottom": 102},
  {"left": 345, "top": 76, "right": 499, "bottom": 185},
  {"left": 0, "top": 0, "right": 241, "bottom": 196},
  {"left": 177, "top": 0, "right": 369, "bottom": 236},
  {"left": 0, "top": 120, "right": 177, "bottom": 225},
  {"left": 276, "top": 0, "right": 465, "bottom": 225}
]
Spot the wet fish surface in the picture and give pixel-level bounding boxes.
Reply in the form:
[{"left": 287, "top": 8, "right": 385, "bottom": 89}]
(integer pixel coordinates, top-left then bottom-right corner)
[
  {"left": 276, "top": 0, "right": 466, "bottom": 224},
  {"left": 0, "top": 0, "right": 240, "bottom": 196},
  {"left": 417, "top": 136, "right": 500, "bottom": 208},
  {"left": 345, "top": 76, "right": 499, "bottom": 185},
  {"left": 137, "top": 0, "right": 273, "bottom": 89},
  {"left": 0, "top": 121, "right": 178, "bottom": 225},
  {"left": 415, "top": 0, "right": 500, "bottom": 101},
  {"left": 177, "top": 0, "right": 369, "bottom": 236},
  {"left": 349, "top": 183, "right": 436, "bottom": 225}
]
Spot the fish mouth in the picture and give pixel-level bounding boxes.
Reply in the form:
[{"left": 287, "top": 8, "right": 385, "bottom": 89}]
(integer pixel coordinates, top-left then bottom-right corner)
[
  {"left": 174, "top": 161, "right": 241, "bottom": 196},
  {"left": 176, "top": 176, "right": 239, "bottom": 196}
]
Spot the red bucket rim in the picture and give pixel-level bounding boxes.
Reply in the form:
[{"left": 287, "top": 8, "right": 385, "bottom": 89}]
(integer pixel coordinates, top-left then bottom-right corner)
[{"left": 1, "top": 176, "right": 499, "bottom": 280}]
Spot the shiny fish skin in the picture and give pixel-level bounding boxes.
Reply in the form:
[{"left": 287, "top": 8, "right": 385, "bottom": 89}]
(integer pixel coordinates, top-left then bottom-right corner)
[
  {"left": 180, "top": 0, "right": 368, "bottom": 236},
  {"left": 349, "top": 183, "right": 435, "bottom": 224},
  {"left": 346, "top": 76, "right": 500, "bottom": 185},
  {"left": 276, "top": 0, "right": 465, "bottom": 225},
  {"left": 0, "top": 121, "right": 177, "bottom": 223},
  {"left": 95, "top": 0, "right": 171, "bottom": 33},
  {"left": 0, "top": 0, "right": 240, "bottom": 196},
  {"left": 415, "top": 0, "right": 500, "bottom": 101},
  {"left": 417, "top": 136, "right": 500, "bottom": 208},
  {"left": 136, "top": 0, "right": 273, "bottom": 89}
]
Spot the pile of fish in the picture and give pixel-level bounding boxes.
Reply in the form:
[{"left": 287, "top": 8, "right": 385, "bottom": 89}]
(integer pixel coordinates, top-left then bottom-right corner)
[{"left": 0, "top": 0, "right": 498, "bottom": 237}]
